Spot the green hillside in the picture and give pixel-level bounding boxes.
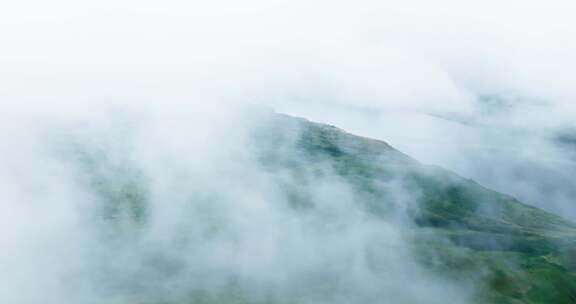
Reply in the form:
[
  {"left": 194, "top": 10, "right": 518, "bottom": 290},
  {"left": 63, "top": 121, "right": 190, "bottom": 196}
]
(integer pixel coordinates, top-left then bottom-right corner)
[
  {"left": 253, "top": 113, "right": 576, "bottom": 303},
  {"left": 62, "top": 112, "right": 576, "bottom": 303}
]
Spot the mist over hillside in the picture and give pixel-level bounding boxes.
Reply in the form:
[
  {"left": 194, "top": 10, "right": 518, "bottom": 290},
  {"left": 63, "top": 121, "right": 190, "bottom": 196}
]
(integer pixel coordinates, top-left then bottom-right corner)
[
  {"left": 278, "top": 96, "right": 576, "bottom": 220},
  {"left": 0, "top": 108, "right": 575, "bottom": 303},
  {"left": 2, "top": 0, "right": 576, "bottom": 303}
]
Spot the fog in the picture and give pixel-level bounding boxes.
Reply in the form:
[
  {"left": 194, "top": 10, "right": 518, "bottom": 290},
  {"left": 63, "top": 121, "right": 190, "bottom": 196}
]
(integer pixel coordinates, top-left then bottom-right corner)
[
  {"left": 0, "top": 107, "right": 480, "bottom": 303},
  {"left": 1, "top": 0, "right": 576, "bottom": 303}
]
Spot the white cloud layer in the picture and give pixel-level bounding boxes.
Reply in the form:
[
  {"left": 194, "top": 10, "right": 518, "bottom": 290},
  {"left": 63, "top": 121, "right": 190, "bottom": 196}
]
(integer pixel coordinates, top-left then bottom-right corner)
[{"left": 1, "top": 1, "right": 576, "bottom": 302}]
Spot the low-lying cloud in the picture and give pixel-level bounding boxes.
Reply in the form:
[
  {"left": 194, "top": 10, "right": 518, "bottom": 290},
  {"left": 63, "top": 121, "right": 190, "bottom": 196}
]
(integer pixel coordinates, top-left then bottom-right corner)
[{"left": 1, "top": 1, "right": 576, "bottom": 302}]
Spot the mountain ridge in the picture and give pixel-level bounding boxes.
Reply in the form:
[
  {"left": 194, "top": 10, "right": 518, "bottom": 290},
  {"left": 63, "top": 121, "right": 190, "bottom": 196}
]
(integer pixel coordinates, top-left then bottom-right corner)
[
  {"left": 60, "top": 111, "right": 576, "bottom": 303},
  {"left": 252, "top": 112, "right": 576, "bottom": 303}
]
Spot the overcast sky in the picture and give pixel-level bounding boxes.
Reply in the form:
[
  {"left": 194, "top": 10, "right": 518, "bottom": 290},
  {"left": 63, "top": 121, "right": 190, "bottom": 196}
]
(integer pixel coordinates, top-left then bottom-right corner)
[
  {"left": 2, "top": 0, "right": 576, "bottom": 111},
  {"left": 2, "top": 0, "right": 576, "bottom": 216}
]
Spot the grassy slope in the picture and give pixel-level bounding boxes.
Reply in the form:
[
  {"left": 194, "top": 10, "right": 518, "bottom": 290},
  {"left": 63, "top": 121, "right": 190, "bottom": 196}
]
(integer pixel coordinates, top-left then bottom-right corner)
[
  {"left": 67, "top": 113, "right": 576, "bottom": 303},
  {"left": 257, "top": 114, "right": 576, "bottom": 304}
]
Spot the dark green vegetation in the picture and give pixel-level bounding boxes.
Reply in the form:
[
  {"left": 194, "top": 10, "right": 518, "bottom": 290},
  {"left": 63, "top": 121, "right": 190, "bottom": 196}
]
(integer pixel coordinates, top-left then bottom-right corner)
[{"left": 254, "top": 114, "right": 576, "bottom": 304}]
